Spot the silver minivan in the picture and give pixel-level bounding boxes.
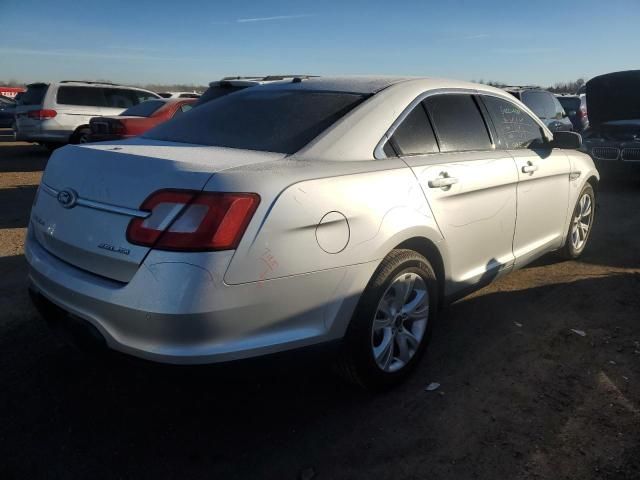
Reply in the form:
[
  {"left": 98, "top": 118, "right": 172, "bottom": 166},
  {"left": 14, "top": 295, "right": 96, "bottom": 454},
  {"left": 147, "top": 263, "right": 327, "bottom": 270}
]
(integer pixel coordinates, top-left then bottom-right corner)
[{"left": 15, "top": 81, "right": 160, "bottom": 148}]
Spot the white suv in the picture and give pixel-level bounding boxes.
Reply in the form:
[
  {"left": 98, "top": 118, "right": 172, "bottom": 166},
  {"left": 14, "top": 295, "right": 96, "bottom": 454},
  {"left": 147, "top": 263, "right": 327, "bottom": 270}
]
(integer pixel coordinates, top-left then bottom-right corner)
[{"left": 15, "top": 81, "right": 160, "bottom": 148}]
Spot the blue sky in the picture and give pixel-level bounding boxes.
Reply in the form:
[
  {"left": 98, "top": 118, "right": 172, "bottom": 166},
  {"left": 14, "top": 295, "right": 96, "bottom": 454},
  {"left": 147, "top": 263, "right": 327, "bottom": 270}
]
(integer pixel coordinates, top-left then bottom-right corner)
[{"left": 1, "top": 0, "right": 639, "bottom": 86}]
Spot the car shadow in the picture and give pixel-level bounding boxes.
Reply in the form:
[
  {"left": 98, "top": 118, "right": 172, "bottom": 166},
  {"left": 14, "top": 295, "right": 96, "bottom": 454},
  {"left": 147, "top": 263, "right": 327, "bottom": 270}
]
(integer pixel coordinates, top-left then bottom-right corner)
[
  {"left": 1, "top": 258, "right": 638, "bottom": 479},
  {"left": 0, "top": 142, "right": 49, "bottom": 173},
  {"left": 0, "top": 184, "right": 38, "bottom": 229}
]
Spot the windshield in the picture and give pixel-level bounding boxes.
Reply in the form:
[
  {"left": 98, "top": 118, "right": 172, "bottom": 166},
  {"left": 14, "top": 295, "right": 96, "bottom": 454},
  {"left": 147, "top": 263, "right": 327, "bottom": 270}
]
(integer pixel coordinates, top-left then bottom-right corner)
[
  {"left": 121, "top": 100, "right": 167, "bottom": 117},
  {"left": 145, "top": 89, "right": 366, "bottom": 154}
]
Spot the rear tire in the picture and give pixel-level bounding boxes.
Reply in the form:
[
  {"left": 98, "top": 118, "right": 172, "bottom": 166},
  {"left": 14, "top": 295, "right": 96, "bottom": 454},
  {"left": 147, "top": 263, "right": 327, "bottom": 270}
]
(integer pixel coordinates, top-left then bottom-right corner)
[
  {"left": 71, "top": 127, "right": 92, "bottom": 144},
  {"left": 336, "top": 249, "right": 438, "bottom": 390},
  {"left": 560, "top": 183, "right": 595, "bottom": 259}
]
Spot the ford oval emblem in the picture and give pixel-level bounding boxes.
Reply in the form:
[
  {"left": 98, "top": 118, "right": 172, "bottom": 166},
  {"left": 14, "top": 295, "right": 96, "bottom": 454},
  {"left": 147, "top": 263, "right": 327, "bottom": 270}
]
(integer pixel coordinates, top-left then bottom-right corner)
[{"left": 57, "top": 188, "right": 78, "bottom": 209}]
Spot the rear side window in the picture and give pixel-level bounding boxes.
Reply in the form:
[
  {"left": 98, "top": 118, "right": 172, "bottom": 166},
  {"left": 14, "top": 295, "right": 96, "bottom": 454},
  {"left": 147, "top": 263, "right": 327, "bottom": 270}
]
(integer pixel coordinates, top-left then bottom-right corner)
[
  {"left": 145, "top": 90, "right": 366, "bottom": 154},
  {"left": 20, "top": 84, "right": 48, "bottom": 106},
  {"left": 57, "top": 86, "right": 106, "bottom": 107},
  {"left": 557, "top": 96, "right": 580, "bottom": 114},
  {"left": 481, "top": 95, "right": 545, "bottom": 149},
  {"left": 389, "top": 103, "right": 438, "bottom": 155},
  {"left": 424, "top": 94, "right": 492, "bottom": 152},
  {"left": 121, "top": 100, "right": 166, "bottom": 117}
]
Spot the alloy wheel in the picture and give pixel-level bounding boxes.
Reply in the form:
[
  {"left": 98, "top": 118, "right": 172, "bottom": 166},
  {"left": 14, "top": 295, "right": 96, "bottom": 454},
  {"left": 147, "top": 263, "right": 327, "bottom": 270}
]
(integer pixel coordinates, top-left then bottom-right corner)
[
  {"left": 570, "top": 193, "right": 593, "bottom": 251},
  {"left": 371, "top": 272, "right": 429, "bottom": 372}
]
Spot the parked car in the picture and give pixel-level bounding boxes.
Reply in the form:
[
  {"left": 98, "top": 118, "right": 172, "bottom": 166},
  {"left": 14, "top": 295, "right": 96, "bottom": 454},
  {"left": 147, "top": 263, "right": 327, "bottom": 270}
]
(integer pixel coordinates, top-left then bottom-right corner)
[
  {"left": 0, "top": 95, "right": 16, "bottom": 129},
  {"left": 195, "top": 75, "right": 317, "bottom": 107},
  {"left": 89, "top": 98, "right": 196, "bottom": 142},
  {"left": 581, "top": 70, "right": 640, "bottom": 164},
  {"left": 15, "top": 81, "right": 160, "bottom": 148},
  {"left": 505, "top": 86, "right": 573, "bottom": 132},
  {"left": 157, "top": 91, "right": 201, "bottom": 99},
  {"left": 26, "top": 77, "right": 598, "bottom": 389},
  {"left": 556, "top": 94, "right": 589, "bottom": 132}
]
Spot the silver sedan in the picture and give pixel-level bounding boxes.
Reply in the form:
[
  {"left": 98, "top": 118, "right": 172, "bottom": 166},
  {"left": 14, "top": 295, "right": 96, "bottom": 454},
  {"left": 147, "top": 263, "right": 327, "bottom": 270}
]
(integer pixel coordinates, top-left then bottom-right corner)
[{"left": 26, "top": 76, "right": 599, "bottom": 389}]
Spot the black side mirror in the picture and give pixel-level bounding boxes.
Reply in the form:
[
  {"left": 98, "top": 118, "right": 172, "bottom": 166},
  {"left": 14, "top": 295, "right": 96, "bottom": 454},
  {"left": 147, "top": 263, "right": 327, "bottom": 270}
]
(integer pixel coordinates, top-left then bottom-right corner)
[{"left": 552, "top": 131, "right": 582, "bottom": 149}]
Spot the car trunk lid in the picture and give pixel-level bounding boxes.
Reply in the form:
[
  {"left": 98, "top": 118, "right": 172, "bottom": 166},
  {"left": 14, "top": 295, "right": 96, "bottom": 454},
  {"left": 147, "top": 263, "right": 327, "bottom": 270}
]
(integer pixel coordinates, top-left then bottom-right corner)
[{"left": 31, "top": 139, "right": 284, "bottom": 282}]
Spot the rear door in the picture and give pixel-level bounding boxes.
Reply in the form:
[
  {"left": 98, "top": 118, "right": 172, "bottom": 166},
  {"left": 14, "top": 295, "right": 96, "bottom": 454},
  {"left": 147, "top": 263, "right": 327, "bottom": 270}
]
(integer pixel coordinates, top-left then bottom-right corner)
[
  {"left": 480, "top": 94, "right": 571, "bottom": 266},
  {"left": 54, "top": 86, "right": 108, "bottom": 134},
  {"left": 392, "top": 92, "right": 519, "bottom": 292}
]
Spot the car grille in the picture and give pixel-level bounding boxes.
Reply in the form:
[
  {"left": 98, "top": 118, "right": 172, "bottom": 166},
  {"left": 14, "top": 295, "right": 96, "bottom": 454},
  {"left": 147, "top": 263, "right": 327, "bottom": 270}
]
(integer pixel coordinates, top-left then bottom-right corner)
[
  {"left": 621, "top": 148, "right": 640, "bottom": 161},
  {"left": 591, "top": 147, "right": 619, "bottom": 161}
]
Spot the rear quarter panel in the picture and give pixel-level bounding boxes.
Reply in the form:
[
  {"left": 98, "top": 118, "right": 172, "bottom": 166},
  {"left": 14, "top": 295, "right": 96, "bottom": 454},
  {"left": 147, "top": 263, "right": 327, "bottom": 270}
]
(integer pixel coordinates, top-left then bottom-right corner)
[{"left": 206, "top": 159, "right": 444, "bottom": 286}]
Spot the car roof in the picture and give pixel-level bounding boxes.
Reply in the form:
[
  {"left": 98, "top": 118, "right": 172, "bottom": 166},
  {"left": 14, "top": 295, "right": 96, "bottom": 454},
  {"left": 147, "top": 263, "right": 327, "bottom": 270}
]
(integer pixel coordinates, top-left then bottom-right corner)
[
  {"left": 503, "top": 86, "right": 546, "bottom": 93},
  {"left": 243, "top": 76, "right": 419, "bottom": 94},
  {"left": 27, "top": 80, "right": 155, "bottom": 92}
]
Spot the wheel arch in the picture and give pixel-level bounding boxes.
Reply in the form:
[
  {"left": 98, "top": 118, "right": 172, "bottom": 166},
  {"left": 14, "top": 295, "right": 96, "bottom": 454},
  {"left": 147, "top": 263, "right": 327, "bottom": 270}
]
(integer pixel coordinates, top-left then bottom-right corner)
[
  {"left": 394, "top": 236, "right": 446, "bottom": 304},
  {"left": 70, "top": 124, "right": 91, "bottom": 143}
]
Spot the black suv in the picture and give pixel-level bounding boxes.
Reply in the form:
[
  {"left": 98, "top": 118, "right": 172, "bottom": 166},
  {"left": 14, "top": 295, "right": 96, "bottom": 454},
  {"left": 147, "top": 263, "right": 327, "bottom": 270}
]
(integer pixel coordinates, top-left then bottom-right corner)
[{"left": 505, "top": 87, "right": 573, "bottom": 132}]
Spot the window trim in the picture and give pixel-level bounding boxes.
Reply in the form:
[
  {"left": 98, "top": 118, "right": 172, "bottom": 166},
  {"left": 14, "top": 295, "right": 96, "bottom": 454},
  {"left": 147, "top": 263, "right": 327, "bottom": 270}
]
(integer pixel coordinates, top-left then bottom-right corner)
[{"left": 375, "top": 88, "right": 497, "bottom": 159}]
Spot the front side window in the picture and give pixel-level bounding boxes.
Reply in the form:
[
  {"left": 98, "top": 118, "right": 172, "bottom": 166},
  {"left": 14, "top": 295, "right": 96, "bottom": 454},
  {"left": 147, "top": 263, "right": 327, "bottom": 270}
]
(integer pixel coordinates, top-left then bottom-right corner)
[
  {"left": 388, "top": 103, "right": 438, "bottom": 155},
  {"left": 481, "top": 95, "right": 545, "bottom": 149},
  {"left": 424, "top": 94, "right": 492, "bottom": 152},
  {"left": 145, "top": 89, "right": 366, "bottom": 154}
]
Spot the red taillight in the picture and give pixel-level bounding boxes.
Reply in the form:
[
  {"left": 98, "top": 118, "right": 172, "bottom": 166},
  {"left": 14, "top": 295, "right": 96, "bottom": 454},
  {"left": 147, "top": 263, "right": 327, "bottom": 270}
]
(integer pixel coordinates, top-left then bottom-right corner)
[
  {"left": 577, "top": 107, "right": 587, "bottom": 120},
  {"left": 126, "top": 190, "right": 260, "bottom": 251},
  {"left": 27, "top": 109, "right": 57, "bottom": 120}
]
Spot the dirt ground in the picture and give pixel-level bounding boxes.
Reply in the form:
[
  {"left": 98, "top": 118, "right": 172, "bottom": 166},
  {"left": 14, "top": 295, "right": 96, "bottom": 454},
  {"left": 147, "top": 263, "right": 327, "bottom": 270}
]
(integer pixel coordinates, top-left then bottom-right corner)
[{"left": 1, "top": 133, "right": 639, "bottom": 480}]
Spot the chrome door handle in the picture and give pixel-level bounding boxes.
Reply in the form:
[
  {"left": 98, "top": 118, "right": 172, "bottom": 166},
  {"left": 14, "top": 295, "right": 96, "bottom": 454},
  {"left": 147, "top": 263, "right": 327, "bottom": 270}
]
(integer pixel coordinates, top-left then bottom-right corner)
[
  {"left": 428, "top": 175, "right": 458, "bottom": 189},
  {"left": 521, "top": 162, "right": 539, "bottom": 174}
]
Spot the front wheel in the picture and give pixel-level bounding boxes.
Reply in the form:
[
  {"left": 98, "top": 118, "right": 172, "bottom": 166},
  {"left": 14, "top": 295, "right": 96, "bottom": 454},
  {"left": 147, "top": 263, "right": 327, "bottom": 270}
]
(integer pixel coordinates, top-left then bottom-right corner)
[
  {"left": 560, "top": 183, "right": 595, "bottom": 259},
  {"left": 336, "top": 249, "right": 438, "bottom": 390}
]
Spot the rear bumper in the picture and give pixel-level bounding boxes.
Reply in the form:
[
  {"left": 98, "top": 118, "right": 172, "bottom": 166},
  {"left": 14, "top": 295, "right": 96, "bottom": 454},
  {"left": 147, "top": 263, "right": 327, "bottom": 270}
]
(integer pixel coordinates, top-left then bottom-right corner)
[{"left": 25, "top": 227, "right": 372, "bottom": 364}]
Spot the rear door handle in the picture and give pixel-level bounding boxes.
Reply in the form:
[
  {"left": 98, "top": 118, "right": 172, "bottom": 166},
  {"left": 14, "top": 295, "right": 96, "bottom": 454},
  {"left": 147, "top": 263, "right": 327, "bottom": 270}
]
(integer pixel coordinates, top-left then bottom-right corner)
[
  {"left": 428, "top": 175, "right": 458, "bottom": 189},
  {"left": 521, "top": 162, "right": 539, "bottom": 174}
]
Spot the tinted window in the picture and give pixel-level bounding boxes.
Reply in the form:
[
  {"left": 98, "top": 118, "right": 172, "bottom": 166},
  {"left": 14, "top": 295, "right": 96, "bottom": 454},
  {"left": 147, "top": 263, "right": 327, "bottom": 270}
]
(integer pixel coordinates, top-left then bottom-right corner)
[
  {"left": 57, "top": 86, "right": 106, "bottom": 107},
  {"left": 482, "top": 95, "right": 545, "bottom": 149},
  {"left": 389, "top": 103, "right": 438, "bottom": 155},
  {"left": 146, "top": 90, "right": 366, "bottom": 154},
  {"left": 121, "top": 100, "right": 166, "bottom": 117},
  {"left": 178, "top": 93, "right": 200, "bottom": 98},
  {"left": 557, "top": 96, "right": 580, "bottom": 114},
  {"left": 20, "top": 84, "right": 48, "bottom": 106},
  {"left": 104, "top": 88, "right": 139, "bottom": 108},
  {"left": 424, "top": 94, "right": 492, "bottom": 152},
  {"left": 132, "top": 90, "right": 159, "bottom": 103},
  {"left": 195, "top": 85, "right": 247, "bottom": 106}
]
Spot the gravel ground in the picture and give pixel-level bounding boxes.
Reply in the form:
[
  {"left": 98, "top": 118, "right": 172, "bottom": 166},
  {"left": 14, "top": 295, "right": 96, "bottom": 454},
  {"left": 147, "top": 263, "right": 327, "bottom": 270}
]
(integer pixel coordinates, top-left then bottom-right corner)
[{"left": 1, "top": 135, "right": 639, "bottom": 479}]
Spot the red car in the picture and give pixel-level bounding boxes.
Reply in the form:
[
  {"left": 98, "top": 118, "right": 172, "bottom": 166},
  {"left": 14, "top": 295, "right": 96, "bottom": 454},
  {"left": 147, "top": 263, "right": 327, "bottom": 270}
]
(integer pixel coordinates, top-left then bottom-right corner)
[{"left": 89, "top": 98, "right": 196, "bottom": 141}]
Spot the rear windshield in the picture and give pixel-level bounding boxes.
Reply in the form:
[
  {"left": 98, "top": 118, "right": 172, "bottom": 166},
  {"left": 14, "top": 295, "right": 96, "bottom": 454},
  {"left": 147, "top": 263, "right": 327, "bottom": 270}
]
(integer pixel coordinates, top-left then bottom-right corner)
[
  {"left": 121, "top": 100, "right": 166, "bottom": 117},
  {"left": 19, "top": 84, "right": 48, "bottom": 106},
  {"left": 557, "top": 97, "right": 580, "bottom": 112},
  {"left": 146, "top": 89, "right": 367, "bottom": 154},
  {"left": 195, "top": 85, "right": 248, "bottom": 106}
]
